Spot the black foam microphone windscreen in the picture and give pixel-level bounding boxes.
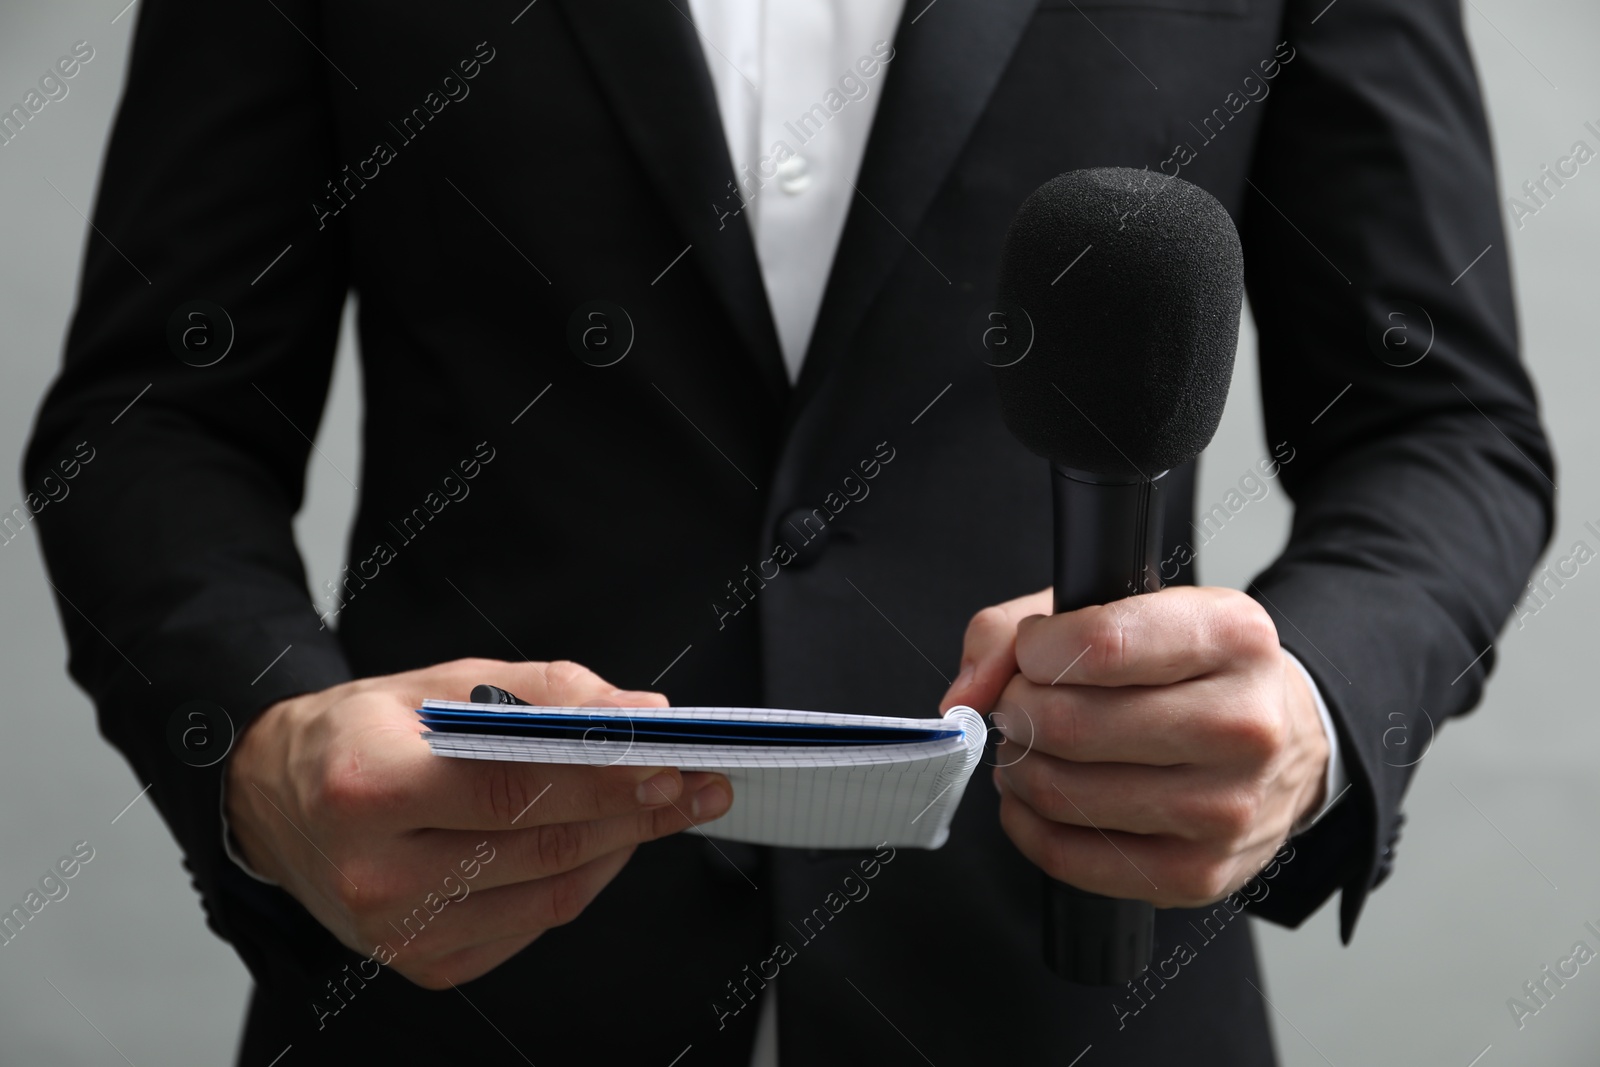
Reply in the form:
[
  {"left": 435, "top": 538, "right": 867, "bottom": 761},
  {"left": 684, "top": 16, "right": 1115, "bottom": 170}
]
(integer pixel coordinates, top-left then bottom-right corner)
[{"left": 992, "top": 168, "right": 1243, "bottom": 479}]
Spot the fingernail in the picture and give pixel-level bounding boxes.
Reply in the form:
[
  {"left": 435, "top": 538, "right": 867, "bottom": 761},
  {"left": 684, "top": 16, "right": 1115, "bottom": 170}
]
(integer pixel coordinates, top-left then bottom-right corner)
[
  {"left": 691, "top": 782, "right": 731, "bottom": 820},
  {"left": 637, "top": 771, "right": 680, "bottom": 806},
  {"left": 954, "top": 662, "right": 975, "bottom": 690}
]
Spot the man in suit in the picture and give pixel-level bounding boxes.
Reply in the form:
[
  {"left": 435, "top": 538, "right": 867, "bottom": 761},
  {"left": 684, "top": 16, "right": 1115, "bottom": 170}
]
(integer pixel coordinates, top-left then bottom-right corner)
[{"left": 26, "top": 0, "right": 1552, "bottom": 1064}]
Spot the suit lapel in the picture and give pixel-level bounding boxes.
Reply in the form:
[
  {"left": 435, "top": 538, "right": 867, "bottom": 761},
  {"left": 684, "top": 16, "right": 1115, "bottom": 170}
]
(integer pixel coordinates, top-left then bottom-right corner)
[
  {"left": 556, "top": 0, "right": 789, "bottom": 400},
  {"left": 794, "top": 0, "right": 1042, "bottom": 410}
]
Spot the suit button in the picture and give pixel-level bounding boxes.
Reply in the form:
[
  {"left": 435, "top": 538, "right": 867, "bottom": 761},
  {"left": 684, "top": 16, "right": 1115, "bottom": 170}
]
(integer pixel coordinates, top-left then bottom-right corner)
[
  {"left": 1375, "top": 836, "right": 1398, "bottom": 887},
  {"left": 776, "top": 506, "right": 832, "bottom": 569}
]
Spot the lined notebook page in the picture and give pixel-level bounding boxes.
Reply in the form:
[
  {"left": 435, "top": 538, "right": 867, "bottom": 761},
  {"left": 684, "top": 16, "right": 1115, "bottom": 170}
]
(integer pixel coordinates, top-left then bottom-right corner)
[{"left": 421, "top": 704, "right": 987, "bottom": 849}]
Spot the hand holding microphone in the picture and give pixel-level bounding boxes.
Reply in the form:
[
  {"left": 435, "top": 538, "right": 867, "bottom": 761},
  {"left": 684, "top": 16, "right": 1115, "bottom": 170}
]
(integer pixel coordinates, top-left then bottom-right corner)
[
  {"left": 941, "top": 169, "right": 1329, "bottom": 983},
  {"left": 939, "top": 586, "right": 1328, "bottom": 942}
]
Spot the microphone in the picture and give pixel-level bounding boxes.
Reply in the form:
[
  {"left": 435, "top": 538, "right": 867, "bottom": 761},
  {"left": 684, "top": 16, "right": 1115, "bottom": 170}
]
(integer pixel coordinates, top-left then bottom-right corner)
[{"left": 989, "top": 168, "right": 1244, "bottom": 985}]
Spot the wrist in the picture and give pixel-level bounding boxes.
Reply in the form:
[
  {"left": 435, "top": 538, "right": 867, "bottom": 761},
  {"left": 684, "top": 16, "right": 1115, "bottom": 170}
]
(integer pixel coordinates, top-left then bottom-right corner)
[
  {"left": 223, "top": 695, "right": 297, "bottom": 883},
  {"left": 1281, "top": 648, "right": 1331, "bottom": 828}
]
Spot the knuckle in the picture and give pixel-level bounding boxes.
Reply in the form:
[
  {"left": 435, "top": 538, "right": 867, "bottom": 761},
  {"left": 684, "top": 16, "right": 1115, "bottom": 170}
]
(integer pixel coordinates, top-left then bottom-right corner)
[
  {"left": 647, "top": 804, "right": 688, "bottom": 840},
  {"left": 1083, "top": 608, "right": 1129, "bottom": 676},
  {"left": 311, "top": 759, "right": 383, "bottom": 821},
  {"left": 1169, "top": 857, "right": 1235, "bottom": 907},
  {"left": 333, "top": 859, "right": 393, "bottom": 917},
  {"left": 1043, "top": 827, "right": 1083, "bottom": 885},
  {"left": 477, "top": 763, "right": 538, "bottom": 826},
  {"left": 1221, "top": 596, "right": 1279, "bottom": 661},
  {"left": 331, "top": 871, "right": 366, "bottom": 914},
  {"left": 544, "top": 871, "right": 596, "bottom": 928},
  {"left": 1047, "top": 697, "right": 1081, "bottom": 757},
  {"left": 433, "top": 657, "right": 496, "bottom": 690},
  {"left": 1012, "top": 764, "right": 1059, "bottom": 817},
  {"left": 997, "top": 787, "right": 1037, "bottom": 848},
  {"left": 993, "top": 693, "right": 1043, "bottom": 757},
  {"left": 545, "top": 659, "right": 594, "bottom": 692},
  {"left": 347, "top": 676, "right": 382, "bottom": 697},
  {"left": 535, "top": 819, "right": 588, "bottom": 873},
  {"left": 995, "top": 675, "right": 1030, "bottom": 713},
  {"left": 1197, "top": 864, "right": 1237, "bottom": 904},
  {"left": 996, "top": 759, "right": 1033, "bottom": 803},
  {"left": 1193, "top": 789, "right": 1260, "bottom": 843},
  {"left": 967, "top": 605, "right": 1012, "bottom": 644},
  {"left": 594, "top": 768, "right": 636, "bottom": 816},
  {"left": 1227, "top": 701, "right": 1289, "bottom": 763},
  {"left": 1000, "top": 789, "right": 1074, "bottom": 883}
]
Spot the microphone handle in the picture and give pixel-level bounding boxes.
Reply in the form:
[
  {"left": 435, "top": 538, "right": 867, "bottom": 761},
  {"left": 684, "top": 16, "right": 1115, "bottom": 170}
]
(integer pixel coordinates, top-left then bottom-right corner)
[{"left": 1042, "top": 465, "right": 1164, "bottom": 984}]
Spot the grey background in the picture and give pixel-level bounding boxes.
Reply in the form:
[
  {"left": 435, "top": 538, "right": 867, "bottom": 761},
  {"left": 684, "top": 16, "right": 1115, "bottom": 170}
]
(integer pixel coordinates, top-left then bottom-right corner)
[{"left": 1, "top": 2, "right": 1594, "bottom": 1064}]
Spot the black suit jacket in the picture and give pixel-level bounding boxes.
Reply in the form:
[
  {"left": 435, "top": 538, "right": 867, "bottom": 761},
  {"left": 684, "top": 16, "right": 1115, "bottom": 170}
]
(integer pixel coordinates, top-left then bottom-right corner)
[{"left": 26, "top": 0, "right": 1552, "bottom": 1063}]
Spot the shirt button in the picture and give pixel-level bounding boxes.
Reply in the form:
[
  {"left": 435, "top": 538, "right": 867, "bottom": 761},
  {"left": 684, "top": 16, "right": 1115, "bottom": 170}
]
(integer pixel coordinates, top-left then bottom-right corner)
[
  {"left": 776, "top": 154, "right": 812, "bottom": 195},
  {"left": 775, "top": 506, "right": 831, "bottom": 568}
]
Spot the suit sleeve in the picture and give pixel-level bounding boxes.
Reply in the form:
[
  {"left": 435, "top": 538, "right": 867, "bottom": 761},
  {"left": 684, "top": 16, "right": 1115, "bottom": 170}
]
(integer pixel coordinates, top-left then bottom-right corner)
[
  {"left": 1238, "top": 0, "right": 1554, "bottom": 937},
  {"left": 23, "top": 0, "right": 357, "bottom": 983}
]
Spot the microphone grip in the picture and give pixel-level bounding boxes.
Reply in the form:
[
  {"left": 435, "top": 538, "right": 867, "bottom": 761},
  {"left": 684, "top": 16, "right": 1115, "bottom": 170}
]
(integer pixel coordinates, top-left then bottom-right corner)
[{"left": 1041, "top": 466, "right": 1164, "bottom": 984}]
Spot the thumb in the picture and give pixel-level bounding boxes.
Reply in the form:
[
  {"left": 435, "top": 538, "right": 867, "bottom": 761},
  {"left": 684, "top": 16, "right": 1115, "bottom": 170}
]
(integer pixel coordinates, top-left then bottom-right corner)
[
  {"left": 522, "top": 659, "right": 672, "bottom": 708},
  {"left": 427, "top": 658, "right": 665, "bottom": 708},
  {"left": 939, "top": 588, "right": 1053, "bottom": 715}
]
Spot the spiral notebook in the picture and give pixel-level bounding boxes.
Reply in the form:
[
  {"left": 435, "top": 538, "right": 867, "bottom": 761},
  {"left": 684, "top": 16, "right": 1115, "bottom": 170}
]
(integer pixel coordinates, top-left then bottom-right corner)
[{"left": 419, "top": 701, "right": 987, "bottom": 849}]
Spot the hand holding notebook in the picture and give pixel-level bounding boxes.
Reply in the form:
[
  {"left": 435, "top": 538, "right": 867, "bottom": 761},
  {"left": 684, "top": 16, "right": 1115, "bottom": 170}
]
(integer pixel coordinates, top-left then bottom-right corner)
[{"left": 420, "top": 690, "right": 987, "bottom": 849}]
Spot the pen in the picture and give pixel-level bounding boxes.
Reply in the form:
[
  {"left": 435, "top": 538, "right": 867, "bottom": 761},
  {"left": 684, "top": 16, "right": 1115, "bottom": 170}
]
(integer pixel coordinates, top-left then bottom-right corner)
[{"left": 469, "top": 683, "right": 530, "bottom": 706}]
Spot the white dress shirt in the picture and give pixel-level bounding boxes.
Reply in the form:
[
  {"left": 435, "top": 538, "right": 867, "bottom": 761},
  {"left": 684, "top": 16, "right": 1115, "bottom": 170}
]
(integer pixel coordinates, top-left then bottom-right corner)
[
  {"left": 222, "top": 8, "right": 1345, "bottom": 1064},
  {"left": 688, "top": 0, "right": 905, "bottom": 378}
]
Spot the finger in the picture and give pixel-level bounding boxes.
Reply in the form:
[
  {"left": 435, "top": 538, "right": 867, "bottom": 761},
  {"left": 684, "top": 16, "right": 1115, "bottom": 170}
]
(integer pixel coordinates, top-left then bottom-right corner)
[
  {"left": 1014, "top": 587, "right": 1280, "bottom": 688},
  {"left": 995, "top": 673, "right": 1282, "bottom": 766},
  {"left": 524, "top": 657, "right": 668, "bottom": 708},
  {"left": 332, "top": 671, "right": 686, "bottom": 831},
  {"left": 334, "top": 705, "right": 696, "bottom": 831},
  {"left": 997, "top": 782, "right": 1221, "bottom": 908},
  {"left": 378, "top": 847, "right": 638, "bottom": 988},
  {"left": 412, "top": 773, "right": 732, "bottom": 891},
  {"left": 996, "top": 754, "right": 1249, "bottom": 843},
  {"left": 940, "top": 587, "right": 1053, "bottom": 714}
]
